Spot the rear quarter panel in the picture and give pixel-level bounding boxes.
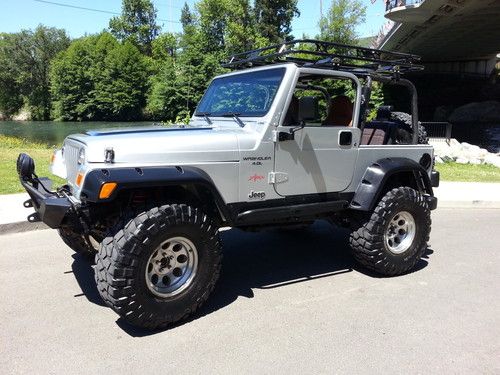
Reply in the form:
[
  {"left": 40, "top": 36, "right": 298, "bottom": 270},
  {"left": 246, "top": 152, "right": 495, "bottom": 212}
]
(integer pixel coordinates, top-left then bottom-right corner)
[{"left": 346, "top": 144, "right": 435, "bottom": 192}]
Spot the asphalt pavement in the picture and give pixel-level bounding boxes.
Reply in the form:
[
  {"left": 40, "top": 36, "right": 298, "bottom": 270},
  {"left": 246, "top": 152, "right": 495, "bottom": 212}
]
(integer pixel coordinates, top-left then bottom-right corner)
[{"left": 0, "top": 208, "right": 499, "bottom": 374}]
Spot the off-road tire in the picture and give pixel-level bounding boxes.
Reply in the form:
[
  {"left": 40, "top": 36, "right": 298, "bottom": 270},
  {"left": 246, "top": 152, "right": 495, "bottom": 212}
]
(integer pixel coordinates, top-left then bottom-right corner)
[
  {"left": 58, "top": 228, "right": 97, "bottom": 259},
  {"left": 349, "top": 187, "right": 431, "bottom": 276},
  {"left": 390, "top": 111, "right": 429, "bottom": 144},
  {"left": 95, "top": 204, "right": 222, "bottom": 329}
]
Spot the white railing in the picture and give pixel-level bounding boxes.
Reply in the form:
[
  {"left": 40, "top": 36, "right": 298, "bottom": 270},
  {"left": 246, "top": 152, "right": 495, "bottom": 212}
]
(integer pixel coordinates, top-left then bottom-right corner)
[
  {"left": 372, "top": 19, "right": 396, "bottom": 48},
  {"left": 385, "top": 0, "right": 424, "bottom": 12}
]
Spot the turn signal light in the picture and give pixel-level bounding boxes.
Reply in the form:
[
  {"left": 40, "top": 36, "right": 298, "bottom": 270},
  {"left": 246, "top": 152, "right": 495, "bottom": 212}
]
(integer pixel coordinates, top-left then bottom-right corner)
[
  {"left": 75, "top": 172, "right": 84, "bottom": 187},
  {"left": 99, "top": 182, "right": 117, "bottom": 199},
  {"left": 50, "top": 153, "right": 55, "bottom": 163}
]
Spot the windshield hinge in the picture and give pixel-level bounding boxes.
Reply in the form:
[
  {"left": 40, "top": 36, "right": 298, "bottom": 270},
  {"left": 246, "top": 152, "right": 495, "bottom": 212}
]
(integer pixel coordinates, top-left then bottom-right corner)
[
  {"left": 268, "top": 172, "right": 288, "bottom": 184},
  {"left": 272, "top": 130, "right": 278, "bottom": 143}
]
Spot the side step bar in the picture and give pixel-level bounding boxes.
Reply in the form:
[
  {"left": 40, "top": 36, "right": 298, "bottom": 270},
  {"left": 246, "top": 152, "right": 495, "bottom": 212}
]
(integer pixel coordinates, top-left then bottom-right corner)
[{"left": 235, "top": 200, "right": 348, "bottom": 226}]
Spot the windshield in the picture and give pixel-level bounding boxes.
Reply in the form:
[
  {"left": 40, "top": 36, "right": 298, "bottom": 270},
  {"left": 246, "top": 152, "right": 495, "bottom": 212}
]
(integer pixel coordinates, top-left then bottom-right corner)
[{"left": 196, "top": 68, "right": 286, "bottom": 117}]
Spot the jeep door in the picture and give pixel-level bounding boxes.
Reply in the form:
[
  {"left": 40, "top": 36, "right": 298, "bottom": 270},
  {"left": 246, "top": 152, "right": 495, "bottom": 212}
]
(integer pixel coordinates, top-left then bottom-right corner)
[{"left": 273, "top": 71, "right": 361, "bottom": 196}]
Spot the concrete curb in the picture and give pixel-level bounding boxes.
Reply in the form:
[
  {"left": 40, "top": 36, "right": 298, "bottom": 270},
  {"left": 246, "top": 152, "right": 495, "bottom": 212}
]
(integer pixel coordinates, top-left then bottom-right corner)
[
  {"left": 437, "top": 201, "right": 500, "bottom": 209},
  {"left": 0, "top": 221, "right": 49, "bottom": 235}
]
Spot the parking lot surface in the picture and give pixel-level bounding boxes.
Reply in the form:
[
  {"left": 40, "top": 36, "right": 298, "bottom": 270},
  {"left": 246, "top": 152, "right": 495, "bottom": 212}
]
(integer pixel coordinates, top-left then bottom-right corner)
[{"left": 1, "top": 208, "right": 499, "bottom": 374}]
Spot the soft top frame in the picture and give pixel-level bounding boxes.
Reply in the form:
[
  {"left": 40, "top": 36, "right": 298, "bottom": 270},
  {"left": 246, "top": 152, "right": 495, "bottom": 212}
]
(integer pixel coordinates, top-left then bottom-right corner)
[{"left": 223, "top": 39, "right": 424, "bottom": 79}]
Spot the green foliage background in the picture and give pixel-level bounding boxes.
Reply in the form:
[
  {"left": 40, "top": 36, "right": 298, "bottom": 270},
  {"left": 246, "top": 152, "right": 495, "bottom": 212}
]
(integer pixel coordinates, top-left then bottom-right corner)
[{"left": 0, "top": 0, "right": 372, "bottom": 123}]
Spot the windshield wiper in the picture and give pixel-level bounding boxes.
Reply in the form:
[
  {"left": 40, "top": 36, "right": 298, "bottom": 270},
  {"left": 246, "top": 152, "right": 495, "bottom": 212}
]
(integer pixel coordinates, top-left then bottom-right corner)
[
  {"left": 196, "top": 111, "right": 213, "bottom": 125},
  {"left": 221, "top": 112, "right": 245, "bottom": 128}
]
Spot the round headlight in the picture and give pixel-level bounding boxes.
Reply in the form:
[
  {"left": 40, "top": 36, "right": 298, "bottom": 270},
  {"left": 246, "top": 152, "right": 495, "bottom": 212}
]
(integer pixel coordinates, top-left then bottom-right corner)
[{"left": 78, "top": 148, "right": 86, "bottom": 165}]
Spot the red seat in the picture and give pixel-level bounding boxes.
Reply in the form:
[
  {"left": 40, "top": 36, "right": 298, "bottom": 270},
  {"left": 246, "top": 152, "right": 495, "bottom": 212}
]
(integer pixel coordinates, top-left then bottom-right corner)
[
  {"left": 361, "top": 128, "right": 387, "bottom": 145},
  {"left": 323, "top": 96, "right": 353, "bottom": 126},
  {"left": 361, "top": 121, "right": 396, "bottom": 145}
]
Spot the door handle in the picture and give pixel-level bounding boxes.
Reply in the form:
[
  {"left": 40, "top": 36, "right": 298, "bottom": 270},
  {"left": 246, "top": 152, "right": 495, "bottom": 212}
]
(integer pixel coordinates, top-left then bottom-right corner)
[{"left": 339, "top": 131, "right": 352, "bottom": 146}]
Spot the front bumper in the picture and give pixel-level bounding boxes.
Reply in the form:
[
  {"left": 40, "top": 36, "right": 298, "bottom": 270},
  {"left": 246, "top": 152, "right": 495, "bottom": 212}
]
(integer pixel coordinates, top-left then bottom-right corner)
[
  {"left": 20, "top": 177, "right": 73, "bottom": 228},
  {"left": 18, "top": 154, "right": 74, "bottom": 229}
]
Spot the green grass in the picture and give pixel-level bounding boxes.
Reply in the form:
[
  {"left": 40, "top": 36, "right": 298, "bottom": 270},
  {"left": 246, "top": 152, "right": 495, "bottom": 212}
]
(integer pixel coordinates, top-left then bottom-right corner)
[
  {"left": 0, "top": 135, "right": 64, "bottom": 195},
  {"left": 435, "top": 161, "right": 500, "bottom": 183}
]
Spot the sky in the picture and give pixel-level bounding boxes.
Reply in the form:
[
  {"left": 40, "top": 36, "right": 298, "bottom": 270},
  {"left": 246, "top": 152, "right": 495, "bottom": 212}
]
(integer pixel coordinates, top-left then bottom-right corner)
[{"left": 0, "top": 0, "right": 387, "bottom": 39}]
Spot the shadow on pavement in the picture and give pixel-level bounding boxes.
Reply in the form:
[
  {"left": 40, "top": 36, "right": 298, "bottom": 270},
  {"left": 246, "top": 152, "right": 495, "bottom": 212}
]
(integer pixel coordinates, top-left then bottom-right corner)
[
  {"left": 353, "top": 247, "right": 433, "bottom": 278},
  {"left": 71, "top": 253, "right": 106, "bottom": 307},
  {"left": 69, "top": 220, "right": 432, "bottom": 336}
]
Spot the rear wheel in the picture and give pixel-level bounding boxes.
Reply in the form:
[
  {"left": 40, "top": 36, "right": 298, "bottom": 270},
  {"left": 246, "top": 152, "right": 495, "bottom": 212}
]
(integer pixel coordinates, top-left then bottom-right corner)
[
  {"left": 349, "top": 187, "right": 431, "bottom": 276},
  {"left": 95, "top": 204, "right": 222, "bottom": 329}
]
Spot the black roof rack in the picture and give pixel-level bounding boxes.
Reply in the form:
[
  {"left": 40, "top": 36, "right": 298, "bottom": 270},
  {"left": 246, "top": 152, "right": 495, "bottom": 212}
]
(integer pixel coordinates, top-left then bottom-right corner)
[{"left": 223, "top": 39, "right": 423, "bottom": 77}]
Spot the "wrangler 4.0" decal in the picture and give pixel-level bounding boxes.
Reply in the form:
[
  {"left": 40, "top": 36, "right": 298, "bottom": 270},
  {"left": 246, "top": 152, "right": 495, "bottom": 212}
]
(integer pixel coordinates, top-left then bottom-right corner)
[{"left": 243, "top": 156, "right": 271, "bottom": 166}]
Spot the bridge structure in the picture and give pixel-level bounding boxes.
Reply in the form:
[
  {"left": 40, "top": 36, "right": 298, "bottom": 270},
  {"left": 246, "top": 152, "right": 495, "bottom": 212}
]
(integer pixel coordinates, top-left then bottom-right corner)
[
  {"left": 375, "top": 0, "right": 500, "bottom": 77},
  {"left": 372, "top": 0, "right": 500, "bottom": 151}
]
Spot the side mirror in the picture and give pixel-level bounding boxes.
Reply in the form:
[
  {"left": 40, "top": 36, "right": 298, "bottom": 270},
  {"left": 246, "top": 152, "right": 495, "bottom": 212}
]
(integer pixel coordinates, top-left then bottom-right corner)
[
  {"left": 298, "top": 96, "right": 319, "bottom": 122},
  {"left": 278, "top": 120, "right": 305, "bottom": 141},
  {"left": 278, "top": 96, "right": 317, "bottom": 142}
]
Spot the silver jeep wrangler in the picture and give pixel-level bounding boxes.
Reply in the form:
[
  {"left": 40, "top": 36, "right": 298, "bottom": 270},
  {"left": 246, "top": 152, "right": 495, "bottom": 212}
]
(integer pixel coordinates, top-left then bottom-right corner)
[{"left": 17, "top": 40, "right": 439, "bottom": 329}]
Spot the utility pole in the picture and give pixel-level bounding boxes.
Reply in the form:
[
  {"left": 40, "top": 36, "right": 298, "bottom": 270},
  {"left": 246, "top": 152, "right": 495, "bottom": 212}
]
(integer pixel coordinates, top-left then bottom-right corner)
[
  {"left": 320, "top": 0, "right": 323, "bottom": 18},
  {"left": 168, "top": 0, "right": 173, "bottom": 33}
]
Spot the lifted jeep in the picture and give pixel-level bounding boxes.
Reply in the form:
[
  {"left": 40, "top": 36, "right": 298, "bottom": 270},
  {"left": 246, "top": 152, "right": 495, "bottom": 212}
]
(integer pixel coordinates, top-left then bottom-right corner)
[{"left": 17, "top": 40, "right": 439, "bottom": 329}]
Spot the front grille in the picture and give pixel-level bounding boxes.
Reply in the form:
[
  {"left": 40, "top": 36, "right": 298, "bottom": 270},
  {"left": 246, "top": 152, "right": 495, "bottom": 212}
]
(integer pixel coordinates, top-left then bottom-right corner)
[{"left": 63, "top": 141, "right": 81, "bottom": 184}]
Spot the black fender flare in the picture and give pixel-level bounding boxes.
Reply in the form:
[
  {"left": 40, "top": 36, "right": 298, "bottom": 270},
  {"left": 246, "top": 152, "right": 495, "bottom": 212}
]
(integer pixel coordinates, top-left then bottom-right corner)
[
  {"left": 350, "top": 157, "right": 433, "bottom": 211},
  {"left": 80, "top": 166, "right": 231, "bottom": 221}
]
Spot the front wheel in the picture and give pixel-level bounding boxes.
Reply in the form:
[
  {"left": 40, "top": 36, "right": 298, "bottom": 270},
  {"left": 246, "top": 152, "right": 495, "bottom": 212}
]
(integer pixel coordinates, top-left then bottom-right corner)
[
  {"left": 349, "top": 187, "right": 431, "bottom": 276},
  {"left": 95, "top": 204, "right": 222, "bottom": 329}
]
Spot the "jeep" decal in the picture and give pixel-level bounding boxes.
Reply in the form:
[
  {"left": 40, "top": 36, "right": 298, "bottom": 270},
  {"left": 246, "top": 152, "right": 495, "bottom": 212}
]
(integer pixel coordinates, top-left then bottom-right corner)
[{"left": 248, "top": 190, "right": 266, "bottom": 200}]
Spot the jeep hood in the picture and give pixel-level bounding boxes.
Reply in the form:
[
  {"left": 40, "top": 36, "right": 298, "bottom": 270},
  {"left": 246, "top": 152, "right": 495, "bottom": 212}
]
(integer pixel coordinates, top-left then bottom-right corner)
[{"left": 66, "top": 125, "right": 249, "bottom": 164}]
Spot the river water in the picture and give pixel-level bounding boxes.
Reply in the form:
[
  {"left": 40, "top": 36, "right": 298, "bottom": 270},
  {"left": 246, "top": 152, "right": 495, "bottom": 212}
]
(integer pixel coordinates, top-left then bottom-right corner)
[{"left": 0, "top": 121, "right": 155, "bottom": 145}]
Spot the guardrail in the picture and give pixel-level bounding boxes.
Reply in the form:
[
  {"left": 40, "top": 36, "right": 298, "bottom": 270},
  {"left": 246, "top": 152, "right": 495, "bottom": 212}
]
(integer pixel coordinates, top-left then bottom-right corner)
[
  {"left": 385, "top": 0, "right": 424, "bottom": 12},
  {"left": 421, "top": 122, "right": 453, "bottom": 143}
]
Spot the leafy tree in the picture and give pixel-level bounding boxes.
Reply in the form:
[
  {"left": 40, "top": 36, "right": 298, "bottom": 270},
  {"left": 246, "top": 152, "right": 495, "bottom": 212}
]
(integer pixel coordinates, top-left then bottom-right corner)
[
  {"left": 193, "top": 0, "right": 260, "bottom": 54},
  {"left": 367, "top": 81, "right": 385, "bottom": 120},
  {"left": 196, "top": 0, "right": 229, "bottom": 53},
  {"left": 151, "top": 32, "right": 178, "bottom": 62},
  {"left": 0, "top": 34, "right": 23, "bottom": 117},
  {"left": 176, "top": 48, "right": 223, "bottom": 120},
  {"left": 109, "top": 0, "right": 160, "bottom": 55},
  {"left": 51, "top": 32, "right": 149, "bottom": 121},
  {"left": 95, "top": 40, "right": 150, "bottom": 120},
  {"left": 4, "top": 0, "right": 312, "bottom": 122},
  {"left": 254, "top": 0, "right": 299, "bottom": 44},
  {"left": 316, "top": 0, "right": 368, "bottom": 109},
  {"left": 147, "top": 28, "right": 223, "bottom": 122},
  {"left": 225, "top": 0, "right": 259, "bottom": 53},
  {"left": 146, "top": 59, "right": 181, "bottom": 121},
  {"left": 319, "top": 0, "right": 366, "bottom": 45},
  {"left": 180, "top": 3, "right": 194, "bottom": 29},
  {"left": 50, "top": 35, "right": 98, "bottom": 120},
  {"left": 0, "top": 26, "right": 69, "bottom": 120},
  {"left": 28, "top": 26, "right": 71, "bottom": 119}
]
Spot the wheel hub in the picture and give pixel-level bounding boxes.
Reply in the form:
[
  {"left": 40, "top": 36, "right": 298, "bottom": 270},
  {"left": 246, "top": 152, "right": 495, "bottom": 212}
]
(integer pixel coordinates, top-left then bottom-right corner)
[
  {"left": 145, "top": 236, "right": 198, "bottom": 298},
  {"left": 384, "top": 211, "right": 416, "bottom": 254}
]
